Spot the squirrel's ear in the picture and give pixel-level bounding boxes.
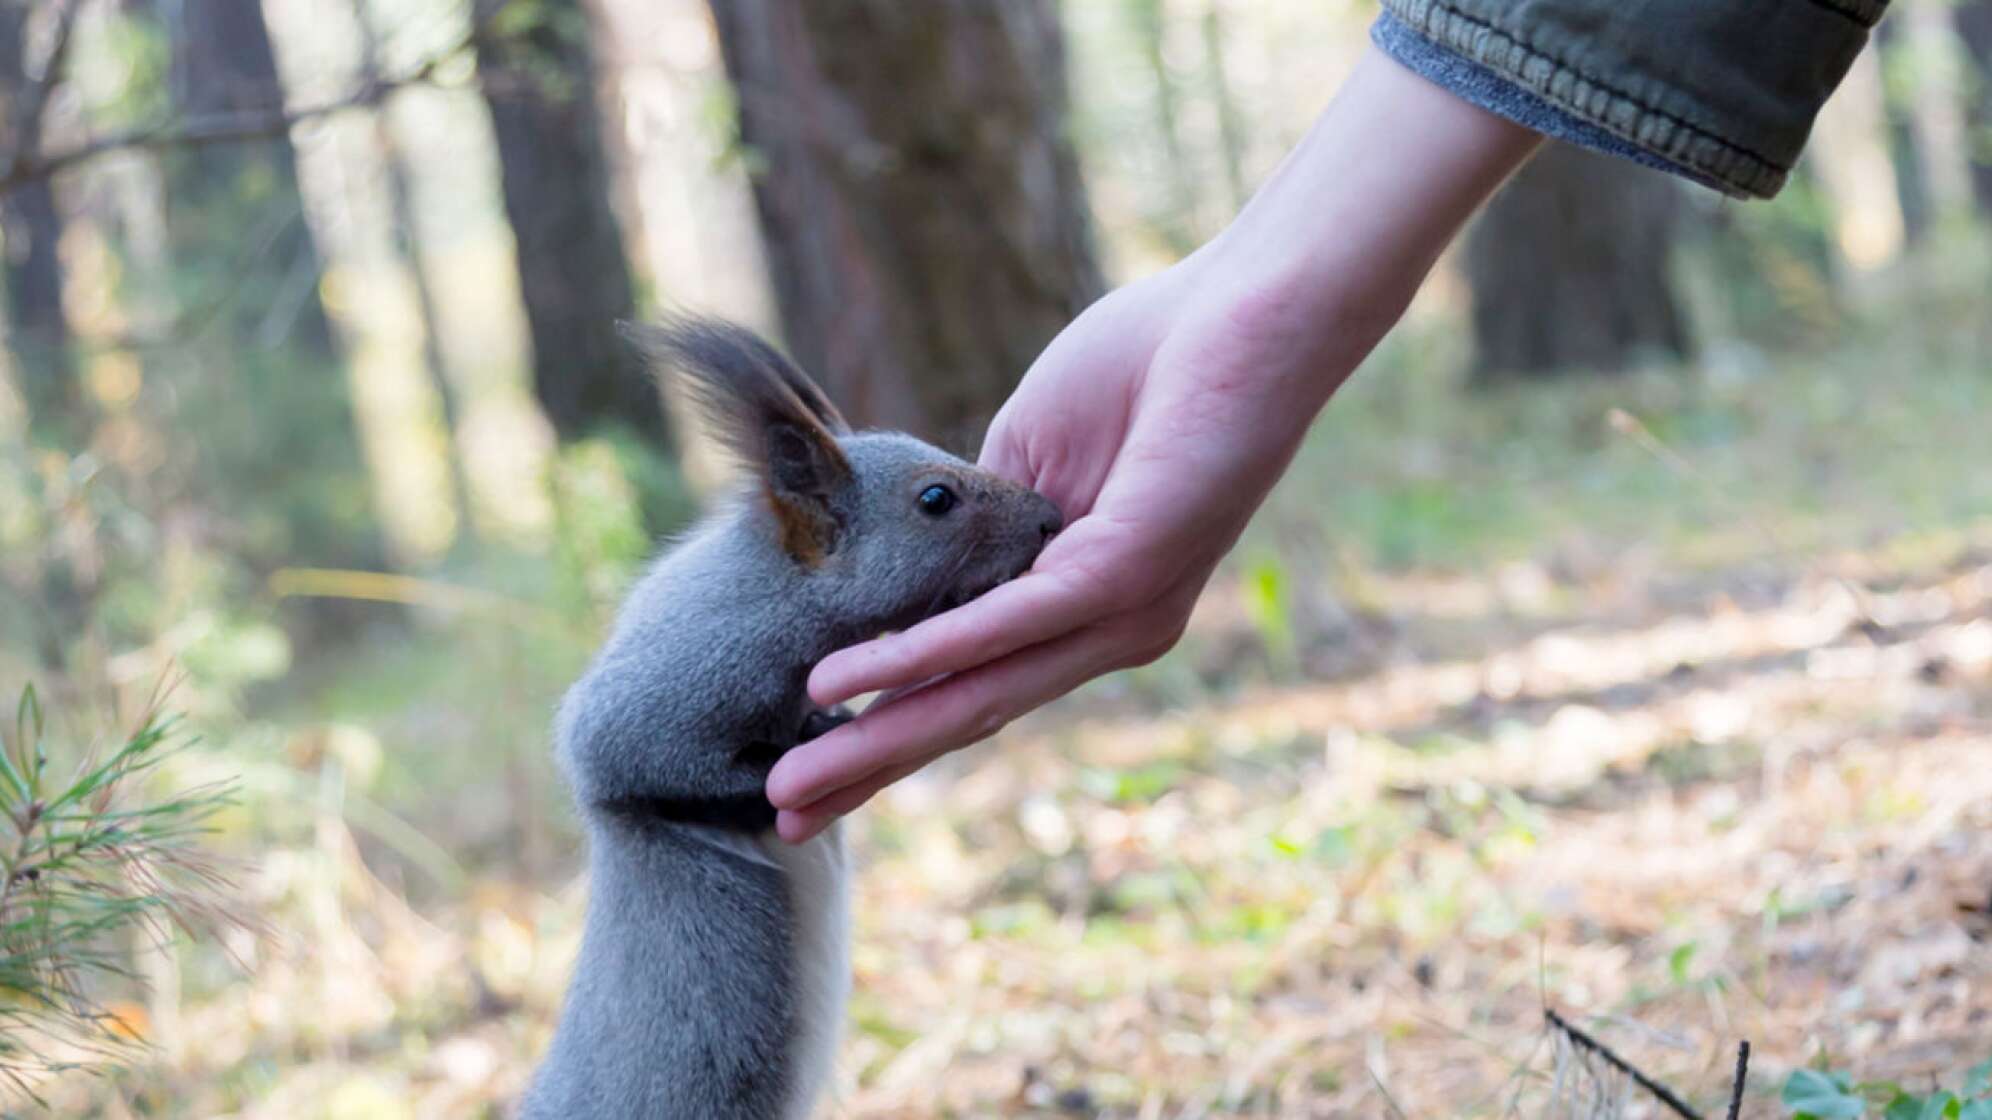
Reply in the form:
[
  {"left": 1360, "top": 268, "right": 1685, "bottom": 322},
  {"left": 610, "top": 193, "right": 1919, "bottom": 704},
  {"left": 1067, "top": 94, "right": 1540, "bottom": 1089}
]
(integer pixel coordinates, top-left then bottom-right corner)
[
  {"left": 762, "top": 421, "right": 850, "bottom": 564},
  {"left": 624, "top": 317, "right": 853, "bottom": 564}
]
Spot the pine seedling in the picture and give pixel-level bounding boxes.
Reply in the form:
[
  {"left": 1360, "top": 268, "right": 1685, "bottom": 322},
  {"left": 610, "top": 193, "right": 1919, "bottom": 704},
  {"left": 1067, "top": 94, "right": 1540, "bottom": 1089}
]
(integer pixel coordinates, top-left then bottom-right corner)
[{"left": 0, "top": 683, "right": 237, "bottom": 1101}]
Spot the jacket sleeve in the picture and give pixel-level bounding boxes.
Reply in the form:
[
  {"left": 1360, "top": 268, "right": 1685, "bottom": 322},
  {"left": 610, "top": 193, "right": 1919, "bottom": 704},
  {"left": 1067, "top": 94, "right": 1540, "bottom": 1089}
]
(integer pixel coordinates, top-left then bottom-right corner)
[{"left": 1371, "top": 0, "right": 1889, "bottom": 199}]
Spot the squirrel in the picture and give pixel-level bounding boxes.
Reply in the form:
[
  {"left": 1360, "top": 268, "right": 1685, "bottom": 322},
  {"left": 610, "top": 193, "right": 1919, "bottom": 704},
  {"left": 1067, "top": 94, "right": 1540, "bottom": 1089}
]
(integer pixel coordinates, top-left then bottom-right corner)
[{"left": 522, "top": 316, "right": 1062, "bottom": 1120}]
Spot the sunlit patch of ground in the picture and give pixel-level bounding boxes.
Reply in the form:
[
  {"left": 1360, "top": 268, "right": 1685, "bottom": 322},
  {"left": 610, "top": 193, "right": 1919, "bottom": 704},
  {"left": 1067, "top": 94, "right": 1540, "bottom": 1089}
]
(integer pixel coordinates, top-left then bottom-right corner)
[{"left": 828, "top": 547, "right": 1992, "bottom": 1117}]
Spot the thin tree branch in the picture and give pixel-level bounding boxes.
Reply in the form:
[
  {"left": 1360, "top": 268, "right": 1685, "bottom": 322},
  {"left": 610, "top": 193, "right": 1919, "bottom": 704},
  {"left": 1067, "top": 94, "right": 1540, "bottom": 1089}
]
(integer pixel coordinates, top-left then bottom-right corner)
[
  {"left": 0, "top": 26, "right": 474, "bottom": 195},
  {"left": 1725, "top": 1040, "right": 1751, "bottom": 1120},
  {"left": 1544, "top": 1007, "right": 1704, "bottom": 1120}
]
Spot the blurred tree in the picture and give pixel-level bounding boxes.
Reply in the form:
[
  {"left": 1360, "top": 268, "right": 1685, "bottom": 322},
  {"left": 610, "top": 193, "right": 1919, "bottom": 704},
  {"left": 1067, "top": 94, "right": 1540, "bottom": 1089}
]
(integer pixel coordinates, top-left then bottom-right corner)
[
  {"left": 158, "top": 0, "right": 335, "bottom": 352},
  {"left": 1466, "top": 143, "right": 1691, "bottom": 380},
  {"left": 1882, "top": 2, "right": 1977, "bottom": 237},
  {"left": 1878, "top": 16, "right": 1934, "bottom": 244},
  {"left": 1129, "top": 0, "right": 1200, "bottom": 256},
  {"left": 0, "top": 1, "right": 78, "bottom": 434},
  {"left": 355, "top": 2, "right": 476, "bottom": 540},
  {"left": 473, "top": 0, "right": 662, "bottom": 450},
  {"left": 77, "top": 0, "right": 396, "bottom": 638},
  {"left": 1200, "top": 0, "right": 1249, "bottom": 213},
  {"left": 708, "top": 0, "right": 1102, "bottom": 447},
  {"left": 1958, "top": 0, "right": 1992, "bottom": 212}
]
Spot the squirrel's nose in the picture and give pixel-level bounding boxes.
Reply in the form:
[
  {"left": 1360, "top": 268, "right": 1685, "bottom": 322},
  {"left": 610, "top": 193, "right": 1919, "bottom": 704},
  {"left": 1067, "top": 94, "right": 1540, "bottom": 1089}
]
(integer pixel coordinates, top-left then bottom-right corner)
[{"left": 1038, "top": 508, "right": 1063, "bottom": 542}]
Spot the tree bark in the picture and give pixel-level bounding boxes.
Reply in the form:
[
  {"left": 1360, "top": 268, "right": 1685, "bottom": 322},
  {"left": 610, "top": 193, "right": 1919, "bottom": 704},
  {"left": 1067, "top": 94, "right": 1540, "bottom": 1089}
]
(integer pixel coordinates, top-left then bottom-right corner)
[
  {"left": 1465, "top": 142, "right": 1691, "bottom": 381},
  {"left": 708, "top": 0, "right": 1103, "bottom": 449},
  {"left": 162, "top": 0, "right": 335, "bottom": 353},
  {"left": 0, "top": 2, "right": 76, "bottom": 432},
  {"left": 474, "top": 0, "right": 660, "bottom": 450}
]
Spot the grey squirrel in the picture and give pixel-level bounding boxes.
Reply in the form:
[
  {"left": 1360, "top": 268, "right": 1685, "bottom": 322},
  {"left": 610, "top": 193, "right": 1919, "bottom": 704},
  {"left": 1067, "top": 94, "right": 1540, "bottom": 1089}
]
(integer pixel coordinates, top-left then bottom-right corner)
[{"left": 523, "top": 316, "right": 1061, "bottom": 1119}]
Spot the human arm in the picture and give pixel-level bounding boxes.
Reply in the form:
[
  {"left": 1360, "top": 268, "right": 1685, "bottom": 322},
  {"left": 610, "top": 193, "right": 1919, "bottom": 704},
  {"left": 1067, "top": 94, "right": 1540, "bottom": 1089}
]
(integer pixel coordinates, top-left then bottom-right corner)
[{"left": 764, "top": 0, "right": 1890, "bottom": 842}]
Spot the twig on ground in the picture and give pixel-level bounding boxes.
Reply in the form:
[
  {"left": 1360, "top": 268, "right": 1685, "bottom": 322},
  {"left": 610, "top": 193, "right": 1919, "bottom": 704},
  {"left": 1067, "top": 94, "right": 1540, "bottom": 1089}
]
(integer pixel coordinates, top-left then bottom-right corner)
[
  {"left": 1367, "top": 1036, "right": 1411, "bottom": 1120},
  {"left": 1544, "top": 1007, "right": 1703, "bottom": 1120},
  {"left": 1725, "top": 1041, "right": 1751, "bottom": 1120}
]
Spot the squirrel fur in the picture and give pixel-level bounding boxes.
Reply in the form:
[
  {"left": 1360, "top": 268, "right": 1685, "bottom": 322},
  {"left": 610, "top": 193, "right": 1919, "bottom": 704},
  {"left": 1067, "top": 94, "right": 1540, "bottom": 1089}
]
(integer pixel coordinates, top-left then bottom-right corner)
[{"left": 522, "top": 316, "right": 1061, "bottom": 1119}]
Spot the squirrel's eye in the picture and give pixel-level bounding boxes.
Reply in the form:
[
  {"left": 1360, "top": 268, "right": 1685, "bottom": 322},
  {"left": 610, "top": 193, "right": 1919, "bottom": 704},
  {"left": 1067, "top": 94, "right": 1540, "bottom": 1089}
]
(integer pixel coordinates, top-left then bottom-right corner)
[{"left": 917, "top": 484, "right": 957, "bottom": 517}]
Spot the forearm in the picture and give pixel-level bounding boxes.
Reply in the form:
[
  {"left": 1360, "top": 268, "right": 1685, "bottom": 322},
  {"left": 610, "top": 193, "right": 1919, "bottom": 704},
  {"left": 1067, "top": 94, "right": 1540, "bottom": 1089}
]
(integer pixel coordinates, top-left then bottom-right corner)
[{"left": 1178, "top": 45, "right": 1542, "bottom": 420}]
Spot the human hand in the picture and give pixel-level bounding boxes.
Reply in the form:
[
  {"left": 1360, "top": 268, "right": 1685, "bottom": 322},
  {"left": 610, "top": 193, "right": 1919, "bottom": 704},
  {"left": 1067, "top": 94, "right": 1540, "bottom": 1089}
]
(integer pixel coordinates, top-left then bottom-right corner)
[
  {"left": 765, "top": 256, "right": 1368, "bottom": 841},
  {"left": 766, "top": 47, "right": 1541, "bottom": 842}
]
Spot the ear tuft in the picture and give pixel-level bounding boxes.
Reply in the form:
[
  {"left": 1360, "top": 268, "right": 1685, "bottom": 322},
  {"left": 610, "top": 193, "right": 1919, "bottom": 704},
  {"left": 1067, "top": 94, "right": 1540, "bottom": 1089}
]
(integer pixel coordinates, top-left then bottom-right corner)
[
  {"left": 622, "top": 317, "right": 849, "bottom": 444},
  {"left": 625, "top": 316, "right": 852, "bottom": 564}
]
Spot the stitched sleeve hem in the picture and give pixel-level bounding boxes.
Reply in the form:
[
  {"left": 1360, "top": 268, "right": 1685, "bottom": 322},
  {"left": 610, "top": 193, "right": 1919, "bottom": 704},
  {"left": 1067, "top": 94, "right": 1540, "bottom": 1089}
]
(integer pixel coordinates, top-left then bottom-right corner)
[
  {"left": 1371, "top": 12, "right": 1740, "bottom": 196},
  {"left": 1378, "top": 0, "right": 1791, "bottom": 199}
]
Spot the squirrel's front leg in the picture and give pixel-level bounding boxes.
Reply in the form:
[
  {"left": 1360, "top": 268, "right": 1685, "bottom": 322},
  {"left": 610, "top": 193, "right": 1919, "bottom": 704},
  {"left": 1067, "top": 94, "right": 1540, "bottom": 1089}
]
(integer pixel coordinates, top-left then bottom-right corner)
[
  {"left": 558, "top": 670, "right": 805, "bottom": 831},
  {"left": 668, "top": 707, "right": 848, "bottom": 832}
]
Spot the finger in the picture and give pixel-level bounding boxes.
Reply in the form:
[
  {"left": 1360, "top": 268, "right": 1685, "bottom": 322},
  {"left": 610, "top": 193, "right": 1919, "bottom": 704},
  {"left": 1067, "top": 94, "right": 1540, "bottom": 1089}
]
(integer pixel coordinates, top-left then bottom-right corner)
[
  {"left": 773, "top": 757, "right": 925, "bottom": 844},
  {"left": 807, "top": 542, "right": 1120, "bottom": 708},
  {"left": 776, "top": 621, "right": 1128, "bottom": 810},
  {"left": 976, "top": 415, "right": 1032, "bottom": 486}
]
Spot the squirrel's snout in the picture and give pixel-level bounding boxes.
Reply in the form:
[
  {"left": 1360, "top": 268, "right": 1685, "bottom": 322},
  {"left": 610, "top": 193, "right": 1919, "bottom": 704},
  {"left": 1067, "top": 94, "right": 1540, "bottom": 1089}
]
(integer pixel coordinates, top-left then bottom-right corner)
[{"left": 1038, "top": 508, "right": 1063, "bottom": 543}]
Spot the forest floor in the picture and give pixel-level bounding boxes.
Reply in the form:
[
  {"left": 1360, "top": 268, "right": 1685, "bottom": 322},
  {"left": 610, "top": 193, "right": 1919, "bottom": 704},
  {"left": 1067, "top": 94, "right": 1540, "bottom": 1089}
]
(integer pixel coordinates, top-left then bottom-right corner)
[{"left": 34, "top": 273, "right": 1992, "bottom": 1117}]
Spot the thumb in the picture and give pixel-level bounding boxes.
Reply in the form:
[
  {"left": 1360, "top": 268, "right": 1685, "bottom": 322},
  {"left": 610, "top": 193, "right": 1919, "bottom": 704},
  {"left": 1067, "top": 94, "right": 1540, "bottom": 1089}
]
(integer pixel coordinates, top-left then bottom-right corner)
[{"left": 976, "top": 409, "right": 1033, "bottom": 487}]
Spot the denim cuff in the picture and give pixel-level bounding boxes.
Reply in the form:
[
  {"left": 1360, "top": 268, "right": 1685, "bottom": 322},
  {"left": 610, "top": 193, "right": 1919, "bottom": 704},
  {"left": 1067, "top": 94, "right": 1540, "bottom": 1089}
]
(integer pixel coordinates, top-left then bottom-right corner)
[{"left": 1371, "top": 10, "right": 1737, "bottom": 196}]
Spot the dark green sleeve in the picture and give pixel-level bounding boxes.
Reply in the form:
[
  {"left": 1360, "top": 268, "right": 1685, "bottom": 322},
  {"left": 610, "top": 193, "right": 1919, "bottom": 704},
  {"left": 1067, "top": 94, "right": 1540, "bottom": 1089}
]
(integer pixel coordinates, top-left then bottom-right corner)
[{"left": 1377, "top": 0, "right": 1887, "bottom": 199}]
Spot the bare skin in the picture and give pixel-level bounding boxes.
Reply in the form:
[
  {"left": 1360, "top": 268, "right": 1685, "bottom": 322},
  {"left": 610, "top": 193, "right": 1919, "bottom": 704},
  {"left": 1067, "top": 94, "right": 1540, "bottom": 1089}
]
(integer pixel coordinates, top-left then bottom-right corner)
[{"left": 770, "top": 46, "right": 1546, "bottom": 843}]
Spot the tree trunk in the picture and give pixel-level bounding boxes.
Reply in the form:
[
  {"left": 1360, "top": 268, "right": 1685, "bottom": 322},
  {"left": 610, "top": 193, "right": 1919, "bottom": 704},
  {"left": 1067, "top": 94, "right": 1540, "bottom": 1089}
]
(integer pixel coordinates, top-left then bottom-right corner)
[
  {"left": 474, "top": 0, "right": 660, "bottom": 450},
  {"left": 1876, "top": 16, "right": 1933, "bottom": 245},
  {"left": 1201, "top": 1, "right": 1249, "bottom": 213},
  {"left": 163, "top": 0, "right": 335, "bottom": 353},
  {"left": 356, "top": 1, "right": 477, "bottom": 543},
  {"left": 1131, "top": 0, "right": 1200, "bottom": 255},
  {"left": 0, "top": 3, "right": 76, "bottom": 432},
  {"left": 708, "top": 0, "right": 1103, "bottom": 450},
  {"left": 1465, "top": 143, "right": 1691, "bottom": 381},
  {"left": 1957, "top": 0, "right": 1992, "bottom": 213}
]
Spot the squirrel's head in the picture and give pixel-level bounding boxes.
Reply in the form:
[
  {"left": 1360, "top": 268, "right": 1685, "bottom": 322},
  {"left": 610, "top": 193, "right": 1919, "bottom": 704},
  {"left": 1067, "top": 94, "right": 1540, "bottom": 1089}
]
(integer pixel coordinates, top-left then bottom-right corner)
[{"left": 629, "top": 317, "right": 1062, "bottom": 635}]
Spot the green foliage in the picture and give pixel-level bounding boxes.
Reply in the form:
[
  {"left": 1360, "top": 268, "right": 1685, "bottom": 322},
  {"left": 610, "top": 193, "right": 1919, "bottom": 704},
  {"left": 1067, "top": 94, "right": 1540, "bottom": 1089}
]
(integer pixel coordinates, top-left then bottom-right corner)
[
  {"left": 1782, "top": 1059, "right": 1992, "bottom": 1120},
  {"left": 1786, "top": 1069, "right": 1866, "bottom": 1118},
  {"left": 83, "top": 9, "right": 172, "bottom": 130},
  {"left": 1666, "top": 941, "right": 1698, "bottom": 987},
  {"left": 549, "top": 436, "right": 665, "bottom": 614},
  {"left": 1681, "top": 171, "right": 1841, "bottom": 343},
  {"left": 1238, "top": 552, "right": 1296, "bottom": 673},
  {"left": 482, "top": 0, "right": 594, "bottom": 104},
  {"left": 1079, "top": 759, "right": 1186, "bottom": 805},
  {"left": 0, "top": 685, "right": 236, "bottom": 1098}
]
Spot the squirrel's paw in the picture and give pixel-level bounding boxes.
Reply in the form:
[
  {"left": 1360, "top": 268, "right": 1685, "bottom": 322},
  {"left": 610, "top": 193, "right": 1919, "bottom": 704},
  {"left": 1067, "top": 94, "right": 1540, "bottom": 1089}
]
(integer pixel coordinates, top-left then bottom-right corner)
[{"left": 798, "top": 706, "right": 855, "bottom": 742}]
